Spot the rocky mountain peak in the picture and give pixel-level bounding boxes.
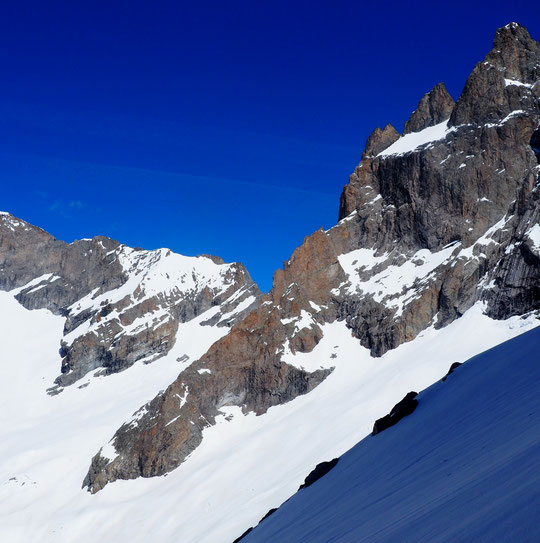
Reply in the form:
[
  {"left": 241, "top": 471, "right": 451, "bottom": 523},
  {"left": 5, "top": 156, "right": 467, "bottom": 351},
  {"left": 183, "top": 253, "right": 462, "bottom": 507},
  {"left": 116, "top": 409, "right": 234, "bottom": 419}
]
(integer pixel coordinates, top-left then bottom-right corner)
[
  {"left": 450, "top": 22, "right": 540, "bottom": 126},
  {"left": 492, "top": 23, "right": 540, "bottom": 78},
  {"left": 0, "top": 215, "right": 261, "bottom": 390},
  {"left": 403, "top": 82, "right": 455, "bottom": 135},
  {"left": 334, "top": 21, "right": 540, "bottom": 352},
  {"left": 361, "top": 123, "right": 400, "bottom": 159}
]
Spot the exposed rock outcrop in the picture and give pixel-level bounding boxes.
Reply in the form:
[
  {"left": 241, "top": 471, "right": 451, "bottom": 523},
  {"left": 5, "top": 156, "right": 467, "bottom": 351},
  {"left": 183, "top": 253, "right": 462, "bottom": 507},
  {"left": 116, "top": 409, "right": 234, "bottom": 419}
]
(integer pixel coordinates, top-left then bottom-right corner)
[
  {"left": 372, "top": 391, "right": 419, "bottom": 435},
  {"left": 441, "top": 362, "right": 463, "bottom": 382},
  {"left": 83, "top": 291, "right": 333, "bottom": 492},
  {"left": 336, "top": 22, "right": 540, "bottom": 354},
  {"left": 298, "top": 458, "right": 340, "bottom": 490},
  {"left": 450, "top": 22, "right": 540, "bottom": 127},
  {"left": 362, "top": 124, "right": 400, "bottom": 159}
]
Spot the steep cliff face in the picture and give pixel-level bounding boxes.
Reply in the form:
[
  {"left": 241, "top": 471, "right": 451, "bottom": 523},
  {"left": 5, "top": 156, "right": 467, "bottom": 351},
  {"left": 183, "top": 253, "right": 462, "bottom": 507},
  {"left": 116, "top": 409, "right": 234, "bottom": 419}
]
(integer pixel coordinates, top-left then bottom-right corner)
[
  {"left": 0, "top": 212, "right": 261, "bottom": 389},
  {"left": 83, "top": 23, "right": 540, "bottom": 493},
  {"left": 335, "top": 22, "right": 540, "bottom": 354}
]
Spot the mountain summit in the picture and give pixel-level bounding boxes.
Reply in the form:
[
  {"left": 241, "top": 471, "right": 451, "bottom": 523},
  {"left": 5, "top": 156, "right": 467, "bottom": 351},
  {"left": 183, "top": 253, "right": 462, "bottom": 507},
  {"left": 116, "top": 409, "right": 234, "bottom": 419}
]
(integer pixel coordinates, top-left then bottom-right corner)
[{"left": 403, "top": 82, "right": 455, "bottom": 135}]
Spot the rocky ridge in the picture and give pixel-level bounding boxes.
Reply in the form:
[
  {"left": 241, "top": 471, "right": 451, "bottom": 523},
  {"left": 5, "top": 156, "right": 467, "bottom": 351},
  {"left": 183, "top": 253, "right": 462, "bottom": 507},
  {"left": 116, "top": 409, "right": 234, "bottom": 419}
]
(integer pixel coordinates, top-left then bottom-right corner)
[
  {"left": 0, "top": 212, "right": 261, "bottom": 389},
  {"left": 82, "top": 23, "right": 540, "bottom": 493}
]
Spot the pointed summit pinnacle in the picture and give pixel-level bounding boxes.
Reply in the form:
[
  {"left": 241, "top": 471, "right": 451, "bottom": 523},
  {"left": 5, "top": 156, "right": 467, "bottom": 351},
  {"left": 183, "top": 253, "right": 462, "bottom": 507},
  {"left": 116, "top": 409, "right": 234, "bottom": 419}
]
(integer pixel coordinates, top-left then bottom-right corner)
[
  {"left": 403, "top": 82, "right": 455, "bottom": 135},
  {"left": 449, "top": 22, "right": 540, "bottom": 126},
  {"left": 361, "top": 124, "right": 400, "bottom": 159}
]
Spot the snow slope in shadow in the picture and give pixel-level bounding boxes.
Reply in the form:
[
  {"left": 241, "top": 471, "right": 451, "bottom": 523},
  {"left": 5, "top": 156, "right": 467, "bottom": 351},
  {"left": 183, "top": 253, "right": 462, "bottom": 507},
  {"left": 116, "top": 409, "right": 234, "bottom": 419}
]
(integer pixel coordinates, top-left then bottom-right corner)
[{"left": 243, "top": 326, "right": 540, "bottom": 543}]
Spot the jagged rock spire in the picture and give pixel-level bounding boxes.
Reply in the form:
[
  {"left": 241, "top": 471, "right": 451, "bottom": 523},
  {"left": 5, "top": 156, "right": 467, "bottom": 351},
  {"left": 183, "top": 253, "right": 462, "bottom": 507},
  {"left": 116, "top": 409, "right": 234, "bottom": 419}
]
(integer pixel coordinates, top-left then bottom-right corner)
[
  {"left": 361, "top": 123, "right": 400, "bottom": 159},
  {"left": 403, "top": 82, "right": 455, "bottom": 134},
  {"left": 492, "top": 22, "right": 540, "bottom": 81},
  {"left": 450, "top": 22, "right": 540, "bottom": 126}
]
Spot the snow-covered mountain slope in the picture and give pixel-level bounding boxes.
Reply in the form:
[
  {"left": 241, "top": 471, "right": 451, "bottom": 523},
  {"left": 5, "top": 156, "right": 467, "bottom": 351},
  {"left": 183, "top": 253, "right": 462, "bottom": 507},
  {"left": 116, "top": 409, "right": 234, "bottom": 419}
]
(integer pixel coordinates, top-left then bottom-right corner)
[
  {"left": 241, "top": 326, "right": 540, "bottom": 543},
  {"left": 0, "top": 211, "right": 260, "bottom": 390},
  {"left": 0, "top": 288, "right": 244, "bottom": 541},
  {"left": 0, "top": 286, "right": 537, "bottom": 542}
]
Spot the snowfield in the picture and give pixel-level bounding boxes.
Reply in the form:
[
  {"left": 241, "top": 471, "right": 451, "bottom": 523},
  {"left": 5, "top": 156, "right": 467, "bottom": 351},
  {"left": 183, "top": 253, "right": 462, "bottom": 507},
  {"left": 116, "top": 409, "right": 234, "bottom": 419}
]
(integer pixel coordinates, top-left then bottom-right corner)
[
  {"left": 377, "top": 120, "right": 452, "bottom": 157},
  {"left": 0, "top": 290, "right": 538, "bottom": 542}
]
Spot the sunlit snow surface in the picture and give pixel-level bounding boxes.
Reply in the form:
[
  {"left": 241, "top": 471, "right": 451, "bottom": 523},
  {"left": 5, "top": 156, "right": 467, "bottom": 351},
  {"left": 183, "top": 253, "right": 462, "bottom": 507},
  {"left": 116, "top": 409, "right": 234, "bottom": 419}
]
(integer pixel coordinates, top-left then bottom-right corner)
[
  {"left": 243, "top": 326, "right": 540, "bottom": 543},
  {"left": 377, "top": 120, "right": 451, "bottom": 157},
  {"left": 527, "top": 223, "right": 540, "bottom": 252},
  {"left": 376, "top": 107, "right": 530, "bottom": 158},
  {"left": 0, "top": 290, "right": 538, "bottom": 542},
  {"left": 62, "top": 246, "right": 247, "bottom": 348}
]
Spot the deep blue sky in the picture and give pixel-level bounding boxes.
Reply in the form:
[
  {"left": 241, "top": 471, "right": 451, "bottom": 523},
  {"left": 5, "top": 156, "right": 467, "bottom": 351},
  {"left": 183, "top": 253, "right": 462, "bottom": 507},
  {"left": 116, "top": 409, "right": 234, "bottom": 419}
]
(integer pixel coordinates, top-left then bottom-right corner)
[{"left": 1, "top": 1, "right": 539, "bottom": 291}]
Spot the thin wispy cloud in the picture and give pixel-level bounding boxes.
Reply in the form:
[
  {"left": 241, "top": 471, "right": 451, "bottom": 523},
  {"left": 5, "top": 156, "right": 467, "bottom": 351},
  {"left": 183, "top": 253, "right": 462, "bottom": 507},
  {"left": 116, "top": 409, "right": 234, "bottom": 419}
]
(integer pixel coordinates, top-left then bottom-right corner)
[{"left": 48, "top": 199, "right": 86, "bottom": 216}]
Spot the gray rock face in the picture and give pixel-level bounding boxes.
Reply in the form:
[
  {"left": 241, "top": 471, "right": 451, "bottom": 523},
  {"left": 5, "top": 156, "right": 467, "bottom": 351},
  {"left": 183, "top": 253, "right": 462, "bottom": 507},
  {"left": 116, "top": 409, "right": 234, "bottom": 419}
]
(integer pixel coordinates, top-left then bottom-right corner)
[
  {"left": 0, "top": 215, "right": 126, "bottom": 314},
  {"left": 0, "top": 213, "right": 261, "bottom": 389},
  {"left": 450, "top": 22, "right": 540, "bottom": 127},
  {"left": 403, "top": 82, "right": 455, "bottom": 134},
  {"left": 336, "top": 22, "right": 540, "bottom": 355},
  {"left": 84, "top": 314, "right": 331, "bottom": 492},
  {"left": 54, "top": 23, "right": 540, "bottom": 493}
]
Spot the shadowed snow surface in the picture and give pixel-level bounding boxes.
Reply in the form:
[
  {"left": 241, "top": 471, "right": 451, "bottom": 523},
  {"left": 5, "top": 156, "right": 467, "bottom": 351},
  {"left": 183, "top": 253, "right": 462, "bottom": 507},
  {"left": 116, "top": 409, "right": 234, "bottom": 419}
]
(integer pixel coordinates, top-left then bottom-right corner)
[
  {"left": 243, "top": 327, "right": 540, "bottom": 543},
  {"left": 0, "top": 288, "right": 538, "bottom": 542}
]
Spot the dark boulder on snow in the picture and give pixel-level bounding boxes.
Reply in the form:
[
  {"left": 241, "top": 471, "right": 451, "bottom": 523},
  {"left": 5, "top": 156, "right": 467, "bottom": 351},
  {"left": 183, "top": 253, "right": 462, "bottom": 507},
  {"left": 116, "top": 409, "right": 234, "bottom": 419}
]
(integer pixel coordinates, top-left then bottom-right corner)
[
  {"left": 232, "top": 508, "right": 278, "bottom": 543},
  {"left": 232, "top": 527, "right": 253, "bottom": 543},
  {"left": 372, "top": 392, "right": 419, "bottom": 435},
  {"left": 441, "top": 362, "right": 463, "bottom": 381},
  {"left": 234, "top": 457, "right": 341, "bottom": 543},
  {"left": 298, "top": 458, "right": 340, "bottom": 490}
]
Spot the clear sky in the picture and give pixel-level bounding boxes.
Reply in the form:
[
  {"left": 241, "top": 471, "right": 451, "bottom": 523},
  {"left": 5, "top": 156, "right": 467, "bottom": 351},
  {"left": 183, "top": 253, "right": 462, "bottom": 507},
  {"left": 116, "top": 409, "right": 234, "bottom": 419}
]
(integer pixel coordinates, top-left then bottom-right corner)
[{"left": 1, "top": 1, "right": 539, "bottom": 291}]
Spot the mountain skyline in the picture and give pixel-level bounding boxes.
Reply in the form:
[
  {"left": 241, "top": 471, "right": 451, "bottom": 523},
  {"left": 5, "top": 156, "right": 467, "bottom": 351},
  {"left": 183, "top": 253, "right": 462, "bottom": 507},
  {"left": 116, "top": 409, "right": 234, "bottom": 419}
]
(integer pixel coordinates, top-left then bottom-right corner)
[{"left": 2, "top": 2, "right": 540, "bottom": 291}]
